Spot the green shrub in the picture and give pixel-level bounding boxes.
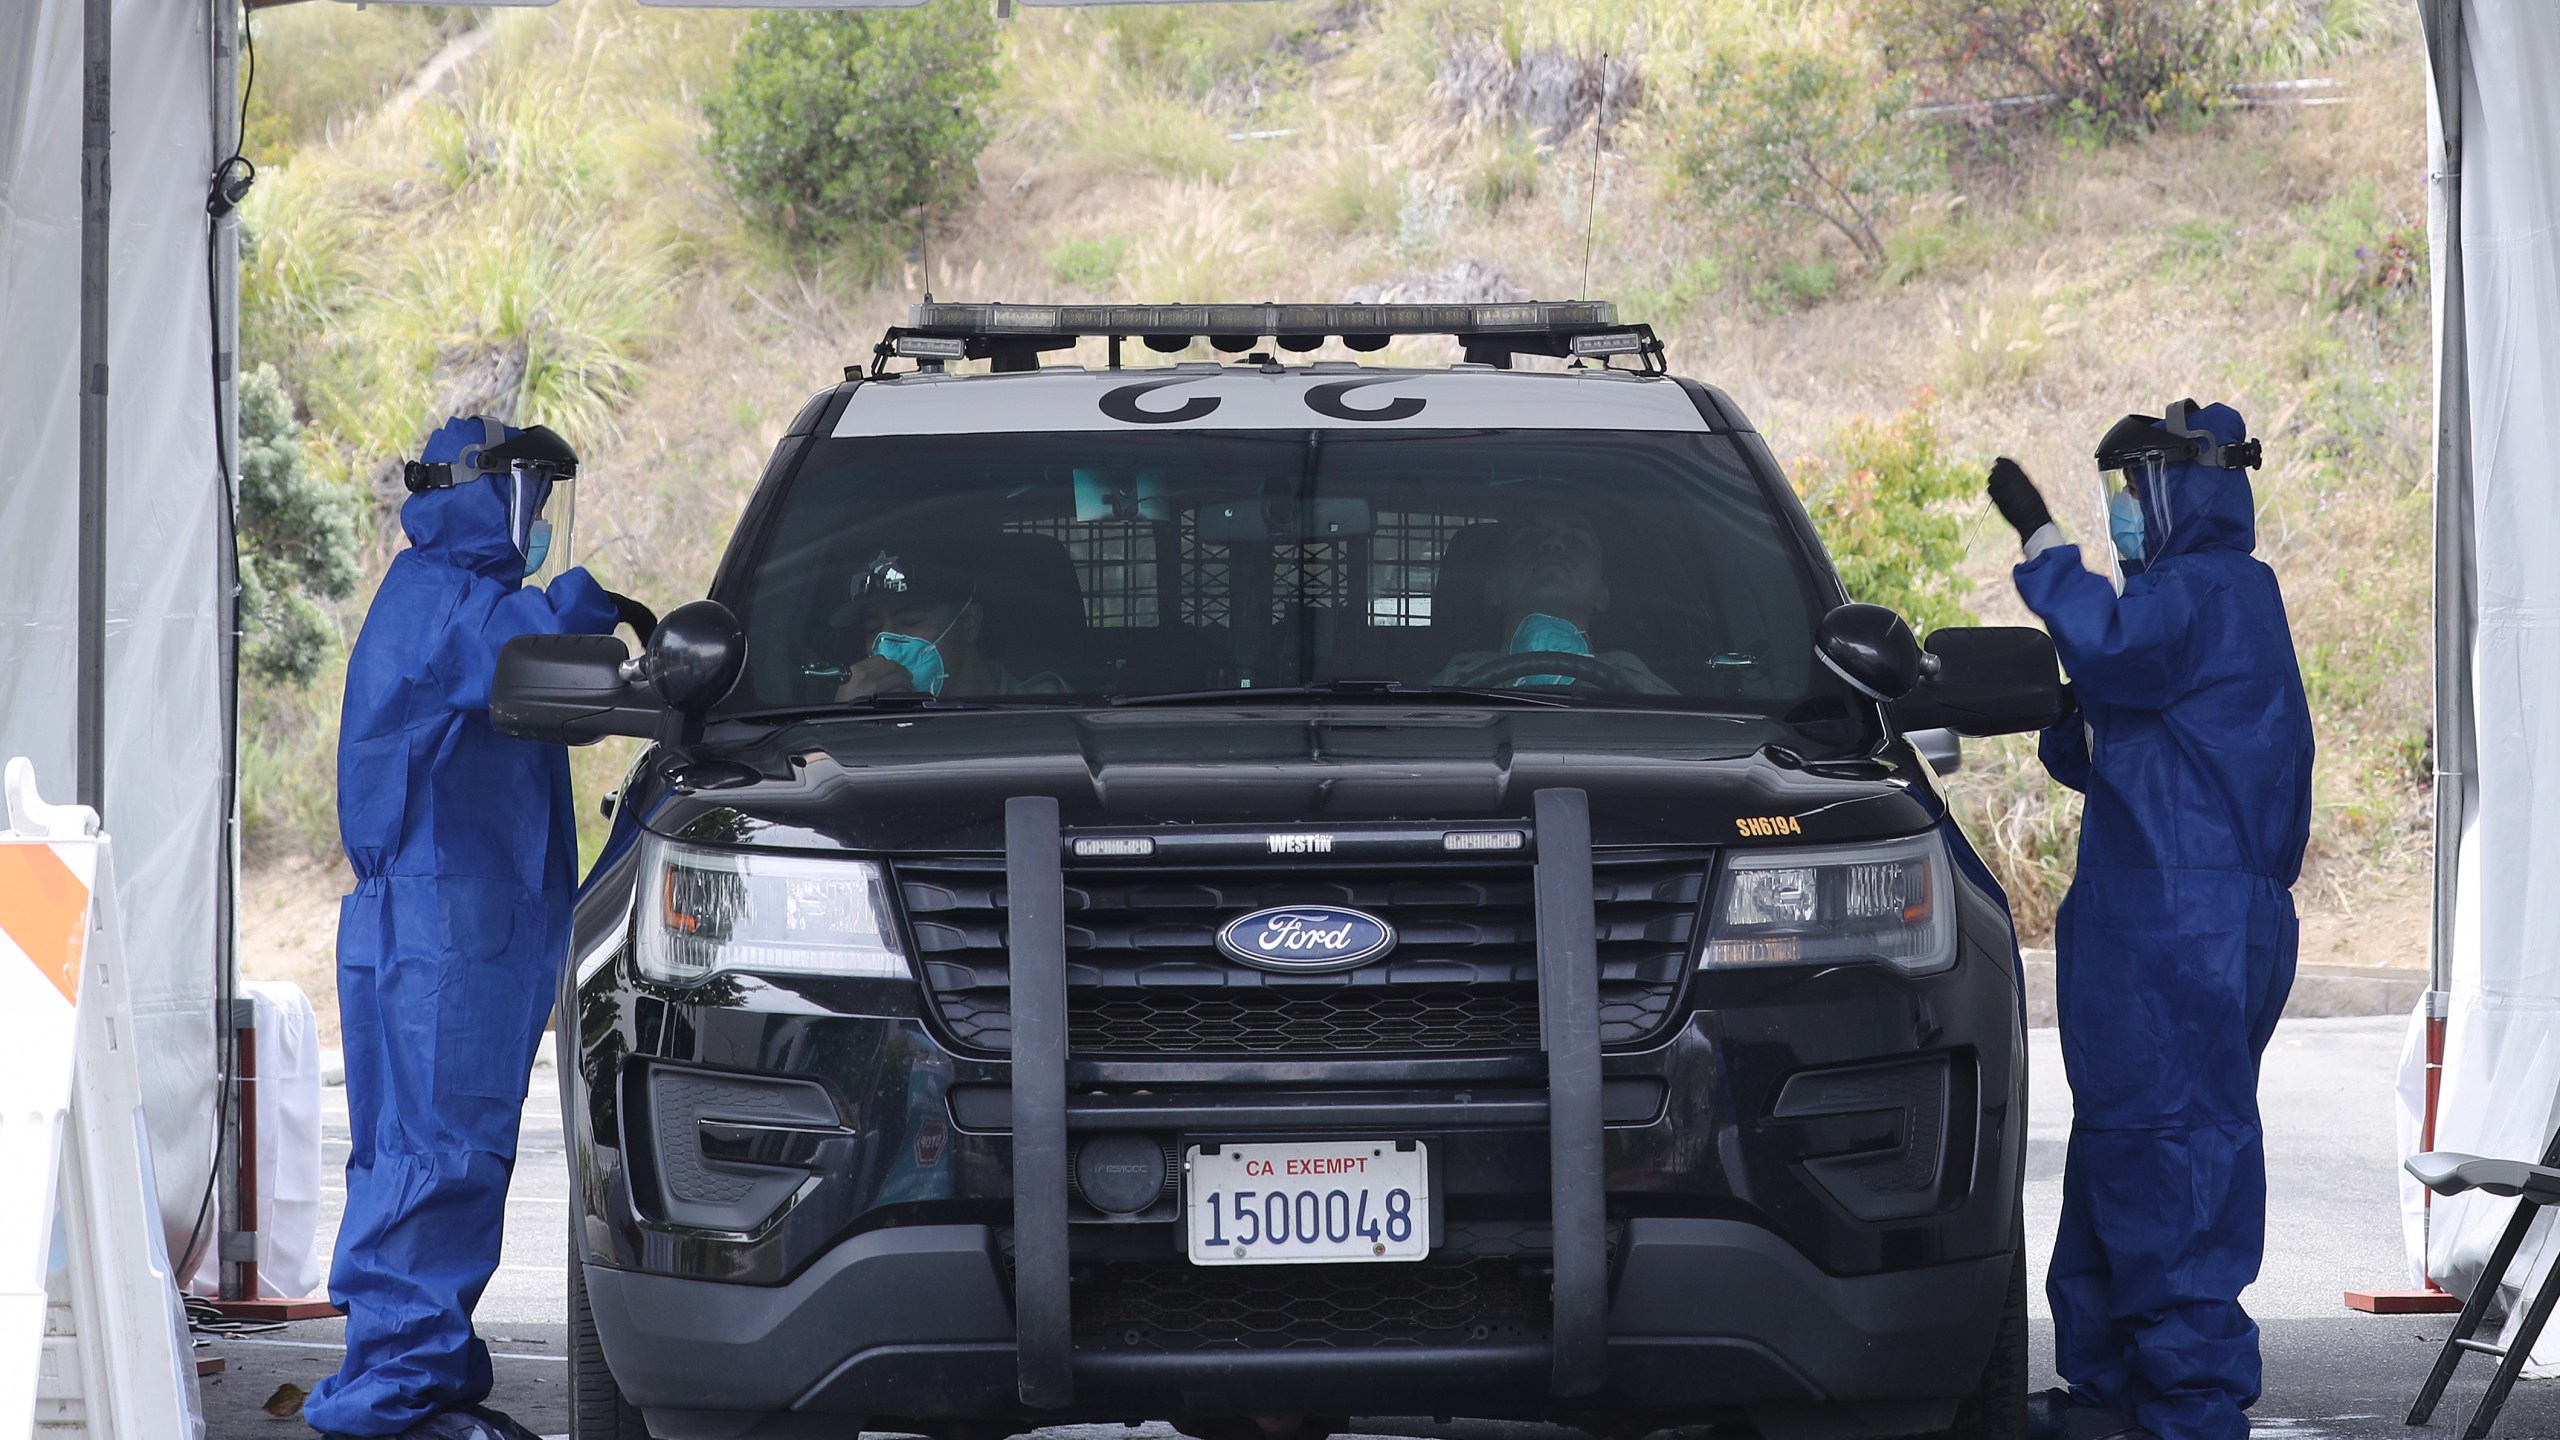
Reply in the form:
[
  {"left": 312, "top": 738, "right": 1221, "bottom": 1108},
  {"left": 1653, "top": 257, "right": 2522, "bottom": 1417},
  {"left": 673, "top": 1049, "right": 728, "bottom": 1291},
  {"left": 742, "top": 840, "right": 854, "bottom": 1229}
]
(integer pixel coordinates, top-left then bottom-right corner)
[
  {"left": 1050, "top": 236, "right": 1131, "bottom": 291},
  {"left": 237, "top": 365, "right": 362, "bottom": 685},
  {"left": 1872, "top": 0, "right": 2253, "bottom": 140},
  {"left": 1468, "top": 133, "right": 1541, "bottom": 215},
  {"left": 705, "top": 6, "right": 997, "bottom": 244},
  {"left": 1670, "top": 50, "right": 1933, "bottom": 268},
  {"left": 238, "top": 677, "right": 343, "bottom": 862},
  {"left": 1617, "top": 255, "right": 1724, "bottom": 326},
  {"left": 1789, "top": 399, "right": 1977, "bottom": 636},
  {"left": 1772, "top": 255, "right": 1837, "bottom": 307}
]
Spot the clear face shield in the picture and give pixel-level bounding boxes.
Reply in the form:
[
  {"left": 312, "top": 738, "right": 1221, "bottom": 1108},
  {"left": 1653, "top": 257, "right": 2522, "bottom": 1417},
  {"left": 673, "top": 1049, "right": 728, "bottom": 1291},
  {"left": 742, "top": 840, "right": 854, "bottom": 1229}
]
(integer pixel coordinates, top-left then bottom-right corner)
[
  {"left": 2107, "top": 455, "right": 2171, "bottom": 555},
  {"left": 2093, "top": 409, "right": 2194, "bottom": 586},
  {"left": 512, "top": 465, "right": 576, "bottom": 588}
]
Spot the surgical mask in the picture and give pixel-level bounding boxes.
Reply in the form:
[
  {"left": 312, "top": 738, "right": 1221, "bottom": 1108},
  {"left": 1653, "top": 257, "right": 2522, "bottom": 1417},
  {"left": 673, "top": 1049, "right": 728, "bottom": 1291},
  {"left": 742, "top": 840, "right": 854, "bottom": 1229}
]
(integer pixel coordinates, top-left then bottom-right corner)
[
  {"left": 522, "top": 518, "right": 552, "bottom": 577},
  {"left": 2108, "top": 489, "right": 2147, "bottom": 564},
  {"left": 868, "top": 598, "right": 973, "bottom": 697},
  {"left": 1506, "top": 612, "right": 1591, "bottom": 687}
]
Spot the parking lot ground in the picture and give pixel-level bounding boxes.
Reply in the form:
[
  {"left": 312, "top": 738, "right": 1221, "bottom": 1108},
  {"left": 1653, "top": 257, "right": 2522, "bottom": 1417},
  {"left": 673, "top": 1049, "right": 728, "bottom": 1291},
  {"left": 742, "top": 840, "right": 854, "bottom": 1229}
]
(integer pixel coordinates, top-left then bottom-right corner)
[{"left": 196, "top": 1016, "right": 2560, "bottom": 1440}]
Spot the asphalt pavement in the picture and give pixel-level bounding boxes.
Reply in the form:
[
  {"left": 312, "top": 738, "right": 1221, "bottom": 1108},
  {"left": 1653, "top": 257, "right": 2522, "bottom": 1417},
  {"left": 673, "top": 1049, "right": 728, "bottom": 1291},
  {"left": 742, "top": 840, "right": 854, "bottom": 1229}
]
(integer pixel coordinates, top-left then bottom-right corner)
[{"left": 193, "top": 1015, "right": 2556, "bottom": 1440}]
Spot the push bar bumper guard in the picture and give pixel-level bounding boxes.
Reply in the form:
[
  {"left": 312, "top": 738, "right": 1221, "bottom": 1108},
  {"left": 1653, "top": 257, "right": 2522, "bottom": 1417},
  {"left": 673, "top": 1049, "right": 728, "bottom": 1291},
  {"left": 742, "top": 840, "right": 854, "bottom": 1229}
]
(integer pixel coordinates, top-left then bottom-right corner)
[{"left": 1001, "top": 788, "right": 1610, "bottom": 1407}]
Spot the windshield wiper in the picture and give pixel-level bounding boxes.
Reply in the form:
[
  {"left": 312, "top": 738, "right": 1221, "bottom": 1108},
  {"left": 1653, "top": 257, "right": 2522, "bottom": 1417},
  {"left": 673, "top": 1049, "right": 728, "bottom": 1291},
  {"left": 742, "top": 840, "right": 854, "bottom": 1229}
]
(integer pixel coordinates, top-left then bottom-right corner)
[
  {"left": 726, "top": 695, "right": 1003, "bottom": 725},
  {"left": 1107, "top": 680, "right": 1581, "bottom": 709}
]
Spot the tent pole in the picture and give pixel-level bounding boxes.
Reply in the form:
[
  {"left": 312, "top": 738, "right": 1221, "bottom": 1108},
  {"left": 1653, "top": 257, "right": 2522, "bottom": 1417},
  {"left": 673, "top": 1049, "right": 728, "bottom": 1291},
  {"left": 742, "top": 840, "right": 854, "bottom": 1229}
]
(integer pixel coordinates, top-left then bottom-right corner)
[
  {"left": 2339, "top": 0, "right": 2474, "bottom": 1321},
  {"left": 2425, "top": 0, "right": 2473, "bottom": 1075},
  {"left": 211, "top": 0, "right": 250, "bottom": 1306},
  {"left": 78, "top": 0, "right": 112, "bottom": 813}
]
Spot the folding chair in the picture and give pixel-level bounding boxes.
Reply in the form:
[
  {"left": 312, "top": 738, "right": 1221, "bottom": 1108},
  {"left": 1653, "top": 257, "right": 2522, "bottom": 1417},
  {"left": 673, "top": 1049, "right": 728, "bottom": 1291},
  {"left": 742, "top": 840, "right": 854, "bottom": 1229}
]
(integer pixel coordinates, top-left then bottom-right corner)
[{"left": 2405, "top": 1129, "right": 2560, "bottom": 1438}]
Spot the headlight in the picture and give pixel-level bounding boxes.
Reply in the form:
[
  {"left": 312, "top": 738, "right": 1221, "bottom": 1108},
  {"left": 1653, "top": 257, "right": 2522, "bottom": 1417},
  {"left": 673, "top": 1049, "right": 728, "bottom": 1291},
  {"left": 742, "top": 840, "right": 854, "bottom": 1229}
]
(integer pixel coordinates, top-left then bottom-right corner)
[
  {"left": 634, "top": 837, "right": 911, "bottom": 985},
  {"left": 1700, "top": 831, "right": 1955, "bottom": 975}
]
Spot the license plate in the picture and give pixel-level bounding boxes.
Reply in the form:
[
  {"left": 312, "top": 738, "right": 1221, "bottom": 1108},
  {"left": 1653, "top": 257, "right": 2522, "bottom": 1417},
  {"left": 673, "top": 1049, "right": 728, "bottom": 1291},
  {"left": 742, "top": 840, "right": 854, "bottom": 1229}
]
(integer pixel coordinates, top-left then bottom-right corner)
[{"left": 1184, "top": 1141, "right": 1429, "bottom": 1265}]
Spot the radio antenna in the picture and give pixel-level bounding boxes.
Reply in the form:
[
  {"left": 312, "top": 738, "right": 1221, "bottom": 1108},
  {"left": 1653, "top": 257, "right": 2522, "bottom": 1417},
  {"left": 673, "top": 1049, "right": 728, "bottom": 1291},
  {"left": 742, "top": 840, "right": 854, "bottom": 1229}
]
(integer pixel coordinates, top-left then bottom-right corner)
[{"left": 1580, "top": 53, "right": 1612, "bottom": 301}]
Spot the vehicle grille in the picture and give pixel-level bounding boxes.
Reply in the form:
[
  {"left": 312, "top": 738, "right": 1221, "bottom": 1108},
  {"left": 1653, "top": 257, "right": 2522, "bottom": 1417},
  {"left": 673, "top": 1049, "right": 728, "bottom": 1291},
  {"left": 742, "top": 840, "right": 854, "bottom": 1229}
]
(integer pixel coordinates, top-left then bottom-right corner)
[
  {"left": 1073, "top": 1257, "right": 1551, "bottom": 1351},
  {"left": 897, "top": 854, "right": 1708, "bottom": 1057}
]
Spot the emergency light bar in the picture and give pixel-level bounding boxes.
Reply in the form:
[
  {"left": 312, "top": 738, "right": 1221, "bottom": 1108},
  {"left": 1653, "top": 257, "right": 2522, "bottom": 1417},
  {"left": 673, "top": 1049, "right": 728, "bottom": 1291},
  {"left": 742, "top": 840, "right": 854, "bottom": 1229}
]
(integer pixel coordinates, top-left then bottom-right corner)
[{"left": 869, "top": 300, "right": 1662, "bottom": 375}]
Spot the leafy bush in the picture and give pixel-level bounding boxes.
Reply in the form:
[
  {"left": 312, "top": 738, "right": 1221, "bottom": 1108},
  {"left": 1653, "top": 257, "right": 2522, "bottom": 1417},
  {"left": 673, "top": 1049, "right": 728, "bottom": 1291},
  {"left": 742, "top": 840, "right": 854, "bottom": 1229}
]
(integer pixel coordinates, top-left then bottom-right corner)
[
  {"left": 1049, "top": 236, "right": 1131, "bottom": 291},
  {"left": 1872, "top": 0, "right": 2252, "bottom": 139},
  {"left": 238, "top": 679, "right": 342, "bottom": 861},
  {"left": 1789, "top": 399, "right": 1977, "bottom": 636},
  {"left": 1468, "top": 134, "right": 1541, "bottom": 215},
  {"left": 237, "top": 365, "right": 362, "bottom": 684},
  {"left": 706, "top": 6, "right": 997, "bottom": 244},
  {"left": 1670, "top": 50, "right": 1933, "bottom": 268}
]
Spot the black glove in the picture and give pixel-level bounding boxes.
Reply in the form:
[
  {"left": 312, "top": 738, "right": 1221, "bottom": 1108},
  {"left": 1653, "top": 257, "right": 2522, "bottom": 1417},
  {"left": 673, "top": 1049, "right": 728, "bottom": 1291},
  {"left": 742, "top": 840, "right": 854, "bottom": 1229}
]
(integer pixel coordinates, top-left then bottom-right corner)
[
  {"left": 1986, "top": 457, "right": 2053, "bottom": 542},
  {"left": 605, "top": 591, "right": 657, "bottom": 644}
]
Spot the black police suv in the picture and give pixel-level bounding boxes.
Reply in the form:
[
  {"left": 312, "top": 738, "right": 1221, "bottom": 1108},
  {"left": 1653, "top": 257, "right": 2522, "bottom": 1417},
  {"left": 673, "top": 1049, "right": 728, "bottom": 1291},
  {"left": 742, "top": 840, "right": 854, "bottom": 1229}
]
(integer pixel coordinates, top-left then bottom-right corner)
[{"left": 496, "top": 303, "right": 2065, "bottom": 1440}]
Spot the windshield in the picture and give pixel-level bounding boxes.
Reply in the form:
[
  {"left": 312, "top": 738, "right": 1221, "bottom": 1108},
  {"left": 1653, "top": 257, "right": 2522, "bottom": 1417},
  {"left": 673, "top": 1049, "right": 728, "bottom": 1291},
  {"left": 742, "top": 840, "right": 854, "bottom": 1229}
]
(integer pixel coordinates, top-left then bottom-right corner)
[{"left": 727, "top": 427, "right": 1853, "bottom": 724}]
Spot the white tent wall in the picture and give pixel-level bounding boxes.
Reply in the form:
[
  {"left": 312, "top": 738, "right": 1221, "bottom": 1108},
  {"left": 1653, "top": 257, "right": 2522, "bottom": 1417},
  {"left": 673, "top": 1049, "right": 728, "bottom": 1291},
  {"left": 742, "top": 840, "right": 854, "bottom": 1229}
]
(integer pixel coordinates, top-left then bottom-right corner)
[
  {"left": 0, "top": 0, "right": 225, "bottom": 1265},
  {"left": 2419, "top": 0, "right": 2560, "bottom": 1368}
]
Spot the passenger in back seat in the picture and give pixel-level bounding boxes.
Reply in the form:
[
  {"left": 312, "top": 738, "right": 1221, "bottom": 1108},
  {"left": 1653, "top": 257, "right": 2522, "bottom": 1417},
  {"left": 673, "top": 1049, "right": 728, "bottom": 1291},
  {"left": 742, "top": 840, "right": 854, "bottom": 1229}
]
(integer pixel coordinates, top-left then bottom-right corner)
[{"left": 1432, "top": 508, "right": 1675, "bottom": 694}]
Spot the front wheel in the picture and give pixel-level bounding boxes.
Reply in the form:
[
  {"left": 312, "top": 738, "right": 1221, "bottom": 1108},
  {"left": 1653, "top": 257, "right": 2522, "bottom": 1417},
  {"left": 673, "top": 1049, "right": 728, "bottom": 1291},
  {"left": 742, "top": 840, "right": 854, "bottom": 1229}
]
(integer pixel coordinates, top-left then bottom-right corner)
[
  {"left": 1938, "top": 1229, "right": 2029, "bottom": 1440},
  {"left": 568, "top": 1228, "right": 655, "bottom": 1440}
]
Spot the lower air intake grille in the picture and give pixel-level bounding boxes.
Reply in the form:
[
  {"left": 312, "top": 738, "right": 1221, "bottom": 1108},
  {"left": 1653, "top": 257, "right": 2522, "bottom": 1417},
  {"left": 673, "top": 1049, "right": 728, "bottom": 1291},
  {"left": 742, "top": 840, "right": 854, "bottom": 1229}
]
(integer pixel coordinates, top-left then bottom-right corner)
[
  {"left": 1074, "top": 1257, "right": 1552, "bottom": 1351},
  {"left": 1068, "top": 985, "right": 1541, "bottom": 1054}
]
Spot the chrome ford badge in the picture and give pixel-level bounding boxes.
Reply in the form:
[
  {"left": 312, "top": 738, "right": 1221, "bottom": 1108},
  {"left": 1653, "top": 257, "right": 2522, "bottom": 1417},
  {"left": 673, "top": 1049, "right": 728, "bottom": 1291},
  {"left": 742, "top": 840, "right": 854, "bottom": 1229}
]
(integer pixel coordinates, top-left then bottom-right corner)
[{"left": 1215, "top": 905, "right": 1397, "bottom": 973}]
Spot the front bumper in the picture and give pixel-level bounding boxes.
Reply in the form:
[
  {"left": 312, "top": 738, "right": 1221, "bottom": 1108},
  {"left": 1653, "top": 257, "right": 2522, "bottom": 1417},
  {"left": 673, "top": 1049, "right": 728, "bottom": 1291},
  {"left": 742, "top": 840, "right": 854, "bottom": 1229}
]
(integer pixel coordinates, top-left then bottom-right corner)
[
  {"left": 569, "top": 803, "right": 2028, "bottom": 1436},
  {"left": 587, "top": 1218, "right": 2011, "bottom": 1437}
]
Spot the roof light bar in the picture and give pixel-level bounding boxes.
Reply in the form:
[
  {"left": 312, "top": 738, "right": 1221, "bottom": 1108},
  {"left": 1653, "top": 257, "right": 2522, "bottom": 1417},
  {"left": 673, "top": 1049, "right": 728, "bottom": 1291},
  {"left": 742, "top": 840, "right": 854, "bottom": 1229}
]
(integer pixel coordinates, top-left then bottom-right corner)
[
  {"left": 865, "top": 300, "right": 1662, "bottom": 377},
  {"left": 906, "top": 300, "right": 1619, "bottom": 339}
]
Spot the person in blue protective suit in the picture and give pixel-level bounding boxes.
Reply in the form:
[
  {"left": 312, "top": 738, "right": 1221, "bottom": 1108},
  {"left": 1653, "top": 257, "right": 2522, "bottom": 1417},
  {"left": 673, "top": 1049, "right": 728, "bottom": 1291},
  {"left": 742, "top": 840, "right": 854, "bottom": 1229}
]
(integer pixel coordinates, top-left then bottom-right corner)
[
  {"left": 306, "top": 416, "right": 649, "bottom": 1440},
  {"left": 1984, "top": 402, "right": 2313, "bottom": 1440}
]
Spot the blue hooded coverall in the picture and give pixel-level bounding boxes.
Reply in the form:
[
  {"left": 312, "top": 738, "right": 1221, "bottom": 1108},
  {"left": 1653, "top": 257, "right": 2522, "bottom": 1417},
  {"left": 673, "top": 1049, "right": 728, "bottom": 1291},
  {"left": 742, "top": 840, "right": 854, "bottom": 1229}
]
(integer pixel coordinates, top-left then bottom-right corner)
[
  {"left": 307, "top": 418, "right": 616, "bottom": 1436},
  {"left": 2013, "top": 404, "right": 2314, "bottom": 1440}
]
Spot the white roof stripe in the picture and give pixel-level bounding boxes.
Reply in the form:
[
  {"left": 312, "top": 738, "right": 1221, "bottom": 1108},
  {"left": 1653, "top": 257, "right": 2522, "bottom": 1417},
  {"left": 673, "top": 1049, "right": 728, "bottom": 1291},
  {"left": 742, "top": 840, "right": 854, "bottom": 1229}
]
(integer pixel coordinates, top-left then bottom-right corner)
[{"left": 830, "top": 366, "right": 1713, "bottom": 438}]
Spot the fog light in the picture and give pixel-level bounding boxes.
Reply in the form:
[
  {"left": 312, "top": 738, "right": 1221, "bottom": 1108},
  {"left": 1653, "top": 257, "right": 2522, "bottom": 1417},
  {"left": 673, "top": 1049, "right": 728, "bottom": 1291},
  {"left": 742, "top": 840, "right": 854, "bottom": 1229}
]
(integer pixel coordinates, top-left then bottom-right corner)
[{"left": 1074, "top": 1133, "right": 1168, "bottom": 1215}]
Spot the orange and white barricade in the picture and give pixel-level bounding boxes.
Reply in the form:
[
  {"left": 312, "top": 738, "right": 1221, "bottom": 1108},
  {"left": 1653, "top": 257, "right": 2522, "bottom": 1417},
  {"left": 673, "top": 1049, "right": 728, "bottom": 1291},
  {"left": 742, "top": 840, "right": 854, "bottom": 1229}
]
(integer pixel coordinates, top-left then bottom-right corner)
[{"left": 2, "top": 758, "right": 200, "bottom": 1439}]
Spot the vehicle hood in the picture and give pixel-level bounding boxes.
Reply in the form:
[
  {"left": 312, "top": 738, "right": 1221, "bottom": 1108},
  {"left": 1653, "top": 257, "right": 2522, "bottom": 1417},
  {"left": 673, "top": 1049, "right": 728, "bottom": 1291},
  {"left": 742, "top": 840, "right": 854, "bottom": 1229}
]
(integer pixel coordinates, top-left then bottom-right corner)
[{"left": 642, "top": 708, "right": 1940, "bottom": 854}]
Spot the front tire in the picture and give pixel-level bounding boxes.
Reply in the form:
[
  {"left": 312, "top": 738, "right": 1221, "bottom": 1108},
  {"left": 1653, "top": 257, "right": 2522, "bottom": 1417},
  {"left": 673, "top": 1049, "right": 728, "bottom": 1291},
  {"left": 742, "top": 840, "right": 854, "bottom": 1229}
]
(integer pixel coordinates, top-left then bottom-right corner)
[{"left": 569, "top": 1228, "right": 655, "bottom": 1440}]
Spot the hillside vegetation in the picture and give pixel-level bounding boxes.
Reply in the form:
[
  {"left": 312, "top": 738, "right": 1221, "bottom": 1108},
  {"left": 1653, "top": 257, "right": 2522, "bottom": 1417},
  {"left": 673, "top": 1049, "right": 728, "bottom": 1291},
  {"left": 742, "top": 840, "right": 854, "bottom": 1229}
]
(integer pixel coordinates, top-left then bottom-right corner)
[{"left": 236, "top": 0, "right": 2432, "bottom": 952}]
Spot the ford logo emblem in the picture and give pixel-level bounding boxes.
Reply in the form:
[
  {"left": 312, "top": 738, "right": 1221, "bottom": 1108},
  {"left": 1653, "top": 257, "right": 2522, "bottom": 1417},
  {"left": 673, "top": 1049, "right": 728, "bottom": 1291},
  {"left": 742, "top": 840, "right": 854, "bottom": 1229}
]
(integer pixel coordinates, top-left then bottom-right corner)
[{"left": 1215, "top": 906, "right": 1397, "bottom": 973}]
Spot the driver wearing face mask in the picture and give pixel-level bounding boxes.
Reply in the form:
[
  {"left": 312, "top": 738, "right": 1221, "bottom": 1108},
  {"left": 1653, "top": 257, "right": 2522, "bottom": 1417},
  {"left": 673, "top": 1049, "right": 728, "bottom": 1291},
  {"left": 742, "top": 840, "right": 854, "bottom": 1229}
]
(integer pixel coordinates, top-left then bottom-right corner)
[
  {"left": 1432, "top": 508, "right": 1675, "bottom": 693},
  {"left": 834, "top": 544, "right": 1068, "bottom": 701}
]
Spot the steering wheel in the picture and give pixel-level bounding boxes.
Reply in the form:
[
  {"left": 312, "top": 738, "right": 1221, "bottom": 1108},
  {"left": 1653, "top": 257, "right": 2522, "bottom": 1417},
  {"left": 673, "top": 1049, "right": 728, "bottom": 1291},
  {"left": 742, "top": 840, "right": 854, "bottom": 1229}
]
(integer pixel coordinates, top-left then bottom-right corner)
[{"left": 1460, "top": 651, "right": 1640, "bottom": 693}]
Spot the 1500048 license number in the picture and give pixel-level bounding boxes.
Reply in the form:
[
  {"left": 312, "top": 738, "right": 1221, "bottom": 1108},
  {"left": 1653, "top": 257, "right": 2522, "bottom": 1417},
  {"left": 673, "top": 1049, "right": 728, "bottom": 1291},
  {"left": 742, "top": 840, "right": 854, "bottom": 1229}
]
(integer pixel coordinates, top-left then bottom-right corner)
[
  {"left": 1199, "top": 1186, "right": 1415, "bottom": 1250},
  {"left": 1185, "top": 1141, "right": 1431, "bottom": 1265}
]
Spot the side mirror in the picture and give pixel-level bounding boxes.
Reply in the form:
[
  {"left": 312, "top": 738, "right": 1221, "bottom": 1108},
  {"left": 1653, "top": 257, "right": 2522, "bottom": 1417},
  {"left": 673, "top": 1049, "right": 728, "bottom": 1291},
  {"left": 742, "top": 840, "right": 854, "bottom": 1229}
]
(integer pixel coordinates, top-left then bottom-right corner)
[
  {"left": 1816, "top": 603, "right": 1927, "bottom": 702},
  {"left": 491, "top": 634, "right": 660, "bottom": 744},
  {"left": 639, "top": 600, "right": 748, "bottom": 714},
  {"left": 1889, "top": 627, "right": 2069, "bottom": 737}
]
